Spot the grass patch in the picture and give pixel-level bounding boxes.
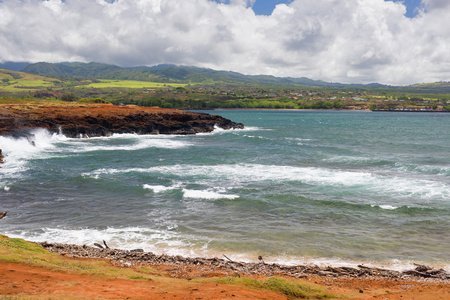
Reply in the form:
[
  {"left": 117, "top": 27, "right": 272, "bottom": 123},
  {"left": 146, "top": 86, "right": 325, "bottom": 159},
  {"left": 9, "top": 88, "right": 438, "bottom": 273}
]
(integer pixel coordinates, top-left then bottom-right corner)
[
  {"left": 215, "top": 276, "right": 342, "bottom": 299},
  {"left": 84, "top": 79, "right": 187, "bottom": 89},
  {"left": 0, "top": 69, "right": 59, "bottom": 92},
  {"left": 0, "top": 235, "right": 156, "bottom": 281}
]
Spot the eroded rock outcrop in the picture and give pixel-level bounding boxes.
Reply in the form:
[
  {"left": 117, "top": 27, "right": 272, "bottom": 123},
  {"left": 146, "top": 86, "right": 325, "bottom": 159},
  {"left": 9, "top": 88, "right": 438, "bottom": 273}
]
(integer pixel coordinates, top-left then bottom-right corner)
[{"left": 0, "top": 104, "right": 244, "bottom": 138}]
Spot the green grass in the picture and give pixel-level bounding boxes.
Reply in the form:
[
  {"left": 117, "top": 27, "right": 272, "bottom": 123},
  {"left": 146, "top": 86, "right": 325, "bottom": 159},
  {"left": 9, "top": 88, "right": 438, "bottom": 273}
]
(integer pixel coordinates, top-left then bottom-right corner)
[
  {"left": 214, "top": 276, "right": 343, "bottom": 299},
  {"left": 0, "top": 69, "right": 59, "bottom": 92},
  {"left": 0, "top": 235, "right": 157, "bottom": 280},
  {"left": 0, "top": 79, "right": 55, "bottom": 92},
  {"left": 84, "top": 79, "right": 187, "bottom": 89}
]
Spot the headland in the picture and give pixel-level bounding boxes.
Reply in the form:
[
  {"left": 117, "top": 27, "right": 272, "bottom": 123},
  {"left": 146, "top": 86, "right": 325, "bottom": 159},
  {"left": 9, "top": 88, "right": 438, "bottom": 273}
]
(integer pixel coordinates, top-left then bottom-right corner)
[{"left": 0, "top": 102, "right": 244, "bottom": 138}]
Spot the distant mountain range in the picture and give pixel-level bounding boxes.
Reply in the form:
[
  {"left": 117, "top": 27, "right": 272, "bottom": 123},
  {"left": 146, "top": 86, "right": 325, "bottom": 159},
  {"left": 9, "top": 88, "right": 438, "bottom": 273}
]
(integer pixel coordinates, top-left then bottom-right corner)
[
  {"left": 1, "top": 61, "right": 449, "bottom": 93},
  {"left": 0, "top": 61, "right": 383, "bottom": 88}
]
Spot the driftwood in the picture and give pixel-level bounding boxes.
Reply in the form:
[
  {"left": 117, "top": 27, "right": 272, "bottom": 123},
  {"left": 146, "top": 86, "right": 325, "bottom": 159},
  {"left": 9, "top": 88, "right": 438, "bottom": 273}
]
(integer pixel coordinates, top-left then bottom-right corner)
[
  {"left": 223, "top": 254, "right": 234, "bottom": 263},
  {"left": 103, "top": 240, "right": 109, "bottom": 249},
  {"left": 0, "top": 212, "right": 6, "bottom": 220},
  {"left": 93, "top": 243, "right": 104, "bottom": 249},
  {"left": 36, "top": 242, "right": 450, "bottom": 282}
]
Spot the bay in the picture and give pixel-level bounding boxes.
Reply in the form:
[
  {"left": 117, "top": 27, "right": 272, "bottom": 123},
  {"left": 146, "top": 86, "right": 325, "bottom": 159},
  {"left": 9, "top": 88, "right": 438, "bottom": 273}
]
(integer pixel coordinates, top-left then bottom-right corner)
[{"left": 1, "top": 110, "right": 449, "bottom": 270}]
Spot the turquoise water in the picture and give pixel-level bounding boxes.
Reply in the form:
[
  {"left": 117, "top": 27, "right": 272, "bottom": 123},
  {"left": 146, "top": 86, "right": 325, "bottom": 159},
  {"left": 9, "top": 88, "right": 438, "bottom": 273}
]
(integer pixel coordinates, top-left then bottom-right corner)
[{"left": 1, "top": 110, "right": 449, "bottom": 270}]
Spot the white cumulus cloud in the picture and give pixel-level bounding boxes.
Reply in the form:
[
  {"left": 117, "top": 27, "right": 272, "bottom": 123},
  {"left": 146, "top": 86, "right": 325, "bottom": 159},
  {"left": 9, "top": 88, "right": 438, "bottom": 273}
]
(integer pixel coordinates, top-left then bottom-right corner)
[{"left": 0, "top": 0, "right": 449, "bottom": 85}]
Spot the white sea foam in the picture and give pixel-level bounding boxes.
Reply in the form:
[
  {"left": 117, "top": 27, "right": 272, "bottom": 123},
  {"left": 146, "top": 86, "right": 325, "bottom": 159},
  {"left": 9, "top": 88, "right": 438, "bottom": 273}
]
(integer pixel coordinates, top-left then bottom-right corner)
[
  {"left": 1, "top": 130, "right": 192, "bottom": 168},
  {"left": 242, "top": 134, "right": 270, "bottom": 140},
  {"left": 143, "top": 184, "right": 179, "bottom": 193},
  {"left": 81, "top": 167, "right": 150, "bottom": 178},
  {"left": 5, "top": 226, "right": 185, "bottom": 252},
  {"left": 0, "top": 129, "right": 65, "bottom": 178},
  {"left": 4, "top": 227, "right": 217, "bottom": 258},
  {"left": 63, "top": 133, "right": 193, "bottom": 152},
  {"left": 372, "top": 204, "right": 399, "bottom": 210},
  {"left": 84, "top": 163, "right": 450, "bottom": 202},
  {"left": 142, "top": 183, "right": 240, "bottom": 199},
  {"left": 182, "top": 188, "right": 239, "bottom": 200},
  {"left": 195, "top": 124, "right": 246, "bottom": 136}
]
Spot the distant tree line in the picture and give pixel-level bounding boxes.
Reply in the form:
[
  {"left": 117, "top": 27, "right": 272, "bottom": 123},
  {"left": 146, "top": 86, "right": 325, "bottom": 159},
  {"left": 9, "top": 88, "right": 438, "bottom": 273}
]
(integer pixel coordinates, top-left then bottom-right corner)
[{"left": 110, "top": 97, "right": 347, "bottom": 110}]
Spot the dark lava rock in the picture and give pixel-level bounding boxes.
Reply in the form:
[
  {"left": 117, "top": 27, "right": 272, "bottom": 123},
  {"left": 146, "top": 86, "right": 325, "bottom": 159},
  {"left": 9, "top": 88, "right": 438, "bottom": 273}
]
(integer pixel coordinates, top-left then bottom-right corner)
[{"left": 0, "top": 104, "right": 244, "bottom": 138}]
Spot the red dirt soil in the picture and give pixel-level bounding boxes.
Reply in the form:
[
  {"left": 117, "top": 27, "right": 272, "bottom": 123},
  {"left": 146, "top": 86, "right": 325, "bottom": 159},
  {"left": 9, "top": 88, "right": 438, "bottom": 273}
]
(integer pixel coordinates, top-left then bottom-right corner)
[{"left": 1, "top": 260, "right": 448, "bottom": 300}]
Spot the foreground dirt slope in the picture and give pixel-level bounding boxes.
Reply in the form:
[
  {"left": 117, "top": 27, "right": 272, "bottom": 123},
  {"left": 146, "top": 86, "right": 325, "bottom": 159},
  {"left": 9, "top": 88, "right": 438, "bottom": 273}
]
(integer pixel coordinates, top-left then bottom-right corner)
[
  {"left": 1, "top": 259, "right": 449, "bottom": 300},
  {"left": 0, "top": 103, "right": 244, "bottom": 137},
  {"left": 0, "top": 262, "right": 288, "bottom": 300}
]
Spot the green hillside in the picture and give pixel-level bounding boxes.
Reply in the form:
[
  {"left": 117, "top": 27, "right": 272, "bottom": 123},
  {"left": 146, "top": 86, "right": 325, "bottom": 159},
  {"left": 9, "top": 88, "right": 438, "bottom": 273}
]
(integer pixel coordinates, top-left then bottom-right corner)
[
  {"left": 0, "top": 68, "right": 60, "bottom": 92},
  {"left": 22, "top": 62, "right": 363, "bottom": 87}
]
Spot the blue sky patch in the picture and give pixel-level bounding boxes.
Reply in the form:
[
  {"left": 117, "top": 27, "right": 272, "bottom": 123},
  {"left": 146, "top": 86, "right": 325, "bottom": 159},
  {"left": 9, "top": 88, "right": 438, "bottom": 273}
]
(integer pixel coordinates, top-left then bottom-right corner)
[{"left": 213, "top": 0, "right": 422, "bottom": 18}]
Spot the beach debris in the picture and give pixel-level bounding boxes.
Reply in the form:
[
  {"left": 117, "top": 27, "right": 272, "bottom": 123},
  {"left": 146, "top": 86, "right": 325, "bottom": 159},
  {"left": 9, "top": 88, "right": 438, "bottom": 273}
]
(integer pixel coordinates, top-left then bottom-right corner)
[
  {"left": 93, "top": 243, "right": 104, "bottom": 249},
  {"left": 0, "top": 212, "right": 6, "bottom": 219},
  {"left": 223, "top": 254, "right": 234, "bottom": 263},
  {"left": 401, "top": 264, "right": 449, "bottom": 279},
  {"left": 93, "top": 240, "right": 110, "bottom": 249},
  {"left": 36, "top": 242, "right": 450, "bottom": 282},
  {"left": 103, "top": 240, "right": 109, "bottom": 249}
]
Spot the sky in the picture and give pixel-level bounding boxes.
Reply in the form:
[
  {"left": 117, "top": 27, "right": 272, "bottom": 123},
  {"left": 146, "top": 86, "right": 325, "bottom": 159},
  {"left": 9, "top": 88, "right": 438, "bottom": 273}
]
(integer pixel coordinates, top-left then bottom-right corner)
[
  {"left": 0, "top": 0, "right": 449, "bottom": 85},
  {"left": 229, "top": 0, "right": 421, "bottom": 18}
]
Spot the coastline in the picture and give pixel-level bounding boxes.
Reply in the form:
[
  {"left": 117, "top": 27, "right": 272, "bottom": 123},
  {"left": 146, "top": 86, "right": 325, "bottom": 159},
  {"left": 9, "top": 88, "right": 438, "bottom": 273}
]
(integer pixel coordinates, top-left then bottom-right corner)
[
  {"left": 0, "top": 103, "right": 244, "bottom": 138},
  {"left": 1, "top": 236, "right": 449, "bottom": 299},
  {"left": 38, "top": 241, "right": 450, "bottom": 282}
]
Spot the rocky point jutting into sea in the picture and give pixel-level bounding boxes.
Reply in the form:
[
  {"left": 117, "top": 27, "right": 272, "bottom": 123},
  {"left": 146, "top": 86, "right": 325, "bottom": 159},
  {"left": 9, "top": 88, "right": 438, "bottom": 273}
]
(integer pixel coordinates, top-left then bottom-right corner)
[{"left": 0, "top": 103, "right": 244, "bottom": 138}]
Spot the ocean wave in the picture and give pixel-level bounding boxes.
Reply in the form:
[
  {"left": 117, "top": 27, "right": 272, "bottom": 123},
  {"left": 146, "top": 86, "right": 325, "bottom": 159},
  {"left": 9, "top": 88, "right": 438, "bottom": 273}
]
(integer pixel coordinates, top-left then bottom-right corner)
[
  {"left": 63, "top": 134, "right": 193, "bottom": 152},
  {"left": 371, "top": 204, "right": 399, "bottom": 210},
  {"left": 394, "top": 162, "right": 450, "bottom": 176},
  {"left": 241, "top": 134, "right": 271, "bottom": 140},
  {"left": 0, "top": 129, "right": 193, "bottom": 165},
  {"left": 81, "top": 167, "right": 150, "bottom": 178},
  {"left": 3, "top": 226, "right": 212, "bottom": 258},
  {"left": 182, "top": 188, "right": 239, "bottom": 200},
  {"left": 142, "top": 184, "right": 239, "bottom": 200},
  {"left": 0, "top": 129, "right": 65, "bottom": 178},
  {"left": 83, "top": 163, "right": 449, "bottom": 202},
  {"left": 143, "top": 184, "right": 182, "bottom": 193},
  {"left": 325, "top": 155, "right": 450, "bottom": 177}
]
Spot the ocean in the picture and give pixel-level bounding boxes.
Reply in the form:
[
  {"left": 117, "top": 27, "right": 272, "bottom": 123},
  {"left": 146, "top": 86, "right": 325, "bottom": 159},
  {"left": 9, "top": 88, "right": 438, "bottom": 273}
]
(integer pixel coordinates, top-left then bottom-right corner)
[{"left": 1, "top": 110, "right": 449, "bottom": 271}]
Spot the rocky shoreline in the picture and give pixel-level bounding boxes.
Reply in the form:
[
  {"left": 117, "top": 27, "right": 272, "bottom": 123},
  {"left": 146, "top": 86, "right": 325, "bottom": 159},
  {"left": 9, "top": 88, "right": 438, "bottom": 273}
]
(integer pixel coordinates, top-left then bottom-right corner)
[
  {"left": 0, "top": 104, "right": 244, "bottom": 138},
  {"left": 38, "top": 241, "right": 450, "bottom": 282}
]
